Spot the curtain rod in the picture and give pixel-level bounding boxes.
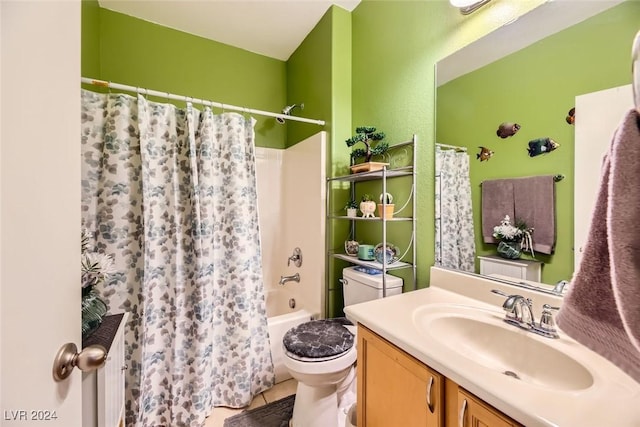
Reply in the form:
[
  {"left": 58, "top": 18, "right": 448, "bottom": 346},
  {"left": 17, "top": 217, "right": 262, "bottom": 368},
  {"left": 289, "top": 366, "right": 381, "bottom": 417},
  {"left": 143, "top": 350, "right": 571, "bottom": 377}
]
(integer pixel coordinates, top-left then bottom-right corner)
[
  {"left": 81, "top": 77, "right": 326, "bottom": 126},
  {"left": 436, "top": 142, "right": 467, "bottom": 152}
]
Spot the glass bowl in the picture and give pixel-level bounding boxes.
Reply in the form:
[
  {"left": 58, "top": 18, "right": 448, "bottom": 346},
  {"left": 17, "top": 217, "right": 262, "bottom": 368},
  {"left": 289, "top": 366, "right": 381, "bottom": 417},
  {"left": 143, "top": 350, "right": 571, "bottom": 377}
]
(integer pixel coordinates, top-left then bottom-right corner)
[{"left": 374, "top": 243, "right": 399, "bottom": 264}]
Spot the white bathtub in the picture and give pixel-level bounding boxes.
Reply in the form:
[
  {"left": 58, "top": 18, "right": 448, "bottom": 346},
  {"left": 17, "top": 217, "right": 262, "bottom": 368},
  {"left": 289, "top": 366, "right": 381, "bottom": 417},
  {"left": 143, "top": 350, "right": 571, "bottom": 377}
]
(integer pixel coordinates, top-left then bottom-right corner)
[{"left": 266, "top": 289, "right": 312, "bottom": 383}]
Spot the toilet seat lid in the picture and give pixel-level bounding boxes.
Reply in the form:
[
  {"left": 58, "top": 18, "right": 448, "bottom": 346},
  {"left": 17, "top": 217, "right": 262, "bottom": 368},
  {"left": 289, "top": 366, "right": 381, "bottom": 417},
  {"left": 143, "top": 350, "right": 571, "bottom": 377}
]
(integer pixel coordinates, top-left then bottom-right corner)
[{"left": 283, "top": 318, "right": 354, "bottom": 361}]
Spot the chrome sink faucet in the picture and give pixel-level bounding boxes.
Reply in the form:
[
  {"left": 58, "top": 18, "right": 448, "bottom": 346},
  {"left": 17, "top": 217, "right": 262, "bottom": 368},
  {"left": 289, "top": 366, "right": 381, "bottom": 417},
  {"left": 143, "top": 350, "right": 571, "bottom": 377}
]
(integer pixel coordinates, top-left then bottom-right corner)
[
  {"left": 491, "top": 290, "right": 560, "bottom": 339},
  {"left": 502, "top": 294, "right": 535, "bottom": 327},
  {"left": 552, "top": 280, "right": 570, "bottom": 293}
]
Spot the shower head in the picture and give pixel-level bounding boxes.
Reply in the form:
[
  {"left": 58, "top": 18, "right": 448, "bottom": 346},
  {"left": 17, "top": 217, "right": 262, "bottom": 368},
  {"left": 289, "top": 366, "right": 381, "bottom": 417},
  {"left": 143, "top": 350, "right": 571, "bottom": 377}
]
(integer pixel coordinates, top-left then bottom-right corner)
[{"left": 276, "top": 103, "right": 304, "bottom": 124}]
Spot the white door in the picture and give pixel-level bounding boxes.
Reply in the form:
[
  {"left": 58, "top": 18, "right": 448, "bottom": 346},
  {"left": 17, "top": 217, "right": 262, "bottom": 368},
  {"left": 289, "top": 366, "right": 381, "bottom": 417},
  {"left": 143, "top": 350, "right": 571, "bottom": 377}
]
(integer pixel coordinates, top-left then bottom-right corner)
[
  {"left": 574, "top": 84, "right": 633, "bottom": 269},
  {"left": 1, "top": 2, "right": 82, "bottom": 426}
]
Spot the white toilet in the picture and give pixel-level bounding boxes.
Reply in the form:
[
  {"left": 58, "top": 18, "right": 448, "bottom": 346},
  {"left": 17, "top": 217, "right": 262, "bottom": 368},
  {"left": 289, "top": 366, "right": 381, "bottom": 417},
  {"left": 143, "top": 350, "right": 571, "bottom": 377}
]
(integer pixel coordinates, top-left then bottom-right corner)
[{"left": 283, "top": 267, "right": 403, "bottom": 427}]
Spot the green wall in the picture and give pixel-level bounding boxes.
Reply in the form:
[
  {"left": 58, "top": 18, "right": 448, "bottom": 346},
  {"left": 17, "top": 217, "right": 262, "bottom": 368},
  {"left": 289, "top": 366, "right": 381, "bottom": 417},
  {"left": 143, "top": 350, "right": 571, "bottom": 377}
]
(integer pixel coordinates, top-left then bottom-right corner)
[
  {"left": 83, "top": 2, "right": 355, "bottom": 316},
  {"left": 81, "top": 0, "right": 100, "bottom": 79},
  {"left": 287, "top": 8, "right": 332, "bottom": 148},
  {"left": 82, "top": 4, "right": 287, "bottom": 148},
  {"left": 287, "top": 6, "right": 353, "bottom": 316},
  {"left": 288, "top": 6, "right": 354, "bottom": 317},
  {"left": 84, "top": 0, "right": 619, "bottom": 316},
  {"left": 350, "top": 0, "right": 546, "bottom": 289},
  {"left": 436, "top": 1, "right": 639, "bottom": 284}
]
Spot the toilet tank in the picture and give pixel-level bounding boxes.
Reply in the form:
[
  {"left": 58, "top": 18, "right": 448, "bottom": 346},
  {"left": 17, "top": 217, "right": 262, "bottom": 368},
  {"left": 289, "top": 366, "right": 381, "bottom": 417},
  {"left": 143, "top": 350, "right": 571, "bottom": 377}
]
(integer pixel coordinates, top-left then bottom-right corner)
[{"left": 342, "top": 266, "right": 403, "bottom": 307}]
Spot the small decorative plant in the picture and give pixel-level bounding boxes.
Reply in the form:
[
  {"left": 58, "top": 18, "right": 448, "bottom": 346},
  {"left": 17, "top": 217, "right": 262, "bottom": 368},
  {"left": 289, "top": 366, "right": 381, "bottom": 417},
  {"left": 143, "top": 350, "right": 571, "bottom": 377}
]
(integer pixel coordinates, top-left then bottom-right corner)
[
  {"left": 360, "top": 194, "right": 376, "bottom": 218},
  {"left": 345, "top": 199, "right": 358, "bottom": 210},
  {"left": 492, "top": 215, "right": 534, "bottom": 259},
  {"left": 346, "top": 126, "right": 389, "bottom": 166},
  {"left": 345, "top": 199, "right": 358, "bottom": 217},
  {"left": 377, "top": 192, "right": 395, "bottom": 218},
  {"left": 81, "top": 229, "right": 115, "bottom": 337},
  {"left": 379, "top": 192, "right": 394, "bottom": 205}
]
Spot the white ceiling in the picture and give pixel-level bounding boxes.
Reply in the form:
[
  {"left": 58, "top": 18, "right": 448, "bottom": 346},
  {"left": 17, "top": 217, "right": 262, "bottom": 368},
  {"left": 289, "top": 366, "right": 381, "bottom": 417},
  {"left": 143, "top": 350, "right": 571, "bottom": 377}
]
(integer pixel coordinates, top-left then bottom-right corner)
[{"left": 99, "top": 0, "right": 361, "bottom": 61}]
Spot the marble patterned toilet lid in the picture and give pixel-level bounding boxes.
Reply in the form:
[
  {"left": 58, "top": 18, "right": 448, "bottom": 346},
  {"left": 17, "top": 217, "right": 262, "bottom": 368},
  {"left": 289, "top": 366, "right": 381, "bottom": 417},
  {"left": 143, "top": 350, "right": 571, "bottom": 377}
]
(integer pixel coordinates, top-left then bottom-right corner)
[{"left": 283, "top": 318, "right": 354, "bottom": 361}]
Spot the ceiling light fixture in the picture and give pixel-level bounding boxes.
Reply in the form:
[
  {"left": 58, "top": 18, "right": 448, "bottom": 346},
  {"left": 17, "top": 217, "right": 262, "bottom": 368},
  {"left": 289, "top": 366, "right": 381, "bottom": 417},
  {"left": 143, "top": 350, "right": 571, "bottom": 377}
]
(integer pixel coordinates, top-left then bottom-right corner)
[{"left": 450, "top": 0, "right": 492, "bottom": 15}]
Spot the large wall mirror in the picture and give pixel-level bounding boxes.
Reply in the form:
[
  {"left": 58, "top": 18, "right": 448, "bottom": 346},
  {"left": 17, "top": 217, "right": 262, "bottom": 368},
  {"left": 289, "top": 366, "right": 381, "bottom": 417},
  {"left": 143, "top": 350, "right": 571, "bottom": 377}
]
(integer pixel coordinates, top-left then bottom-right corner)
[{"left": 435, "top": 0, "right": 638, "bottom": 286}]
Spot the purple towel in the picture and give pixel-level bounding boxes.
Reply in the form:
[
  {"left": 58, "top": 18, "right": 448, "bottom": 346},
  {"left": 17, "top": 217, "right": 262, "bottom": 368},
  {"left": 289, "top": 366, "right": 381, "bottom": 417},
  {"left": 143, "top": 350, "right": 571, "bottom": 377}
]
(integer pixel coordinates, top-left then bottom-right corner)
[
  {"left": 481, "top": 179, "right": 514, "bottom": 243},
  {"left": 481, "top": 176, "right": 556, "bottom": 254},
  {"left": 513, "top": 176, "right": 556, "bottom": 254},
  {"left": 556, "top": 109, "right": 640, "bottom": 383}
]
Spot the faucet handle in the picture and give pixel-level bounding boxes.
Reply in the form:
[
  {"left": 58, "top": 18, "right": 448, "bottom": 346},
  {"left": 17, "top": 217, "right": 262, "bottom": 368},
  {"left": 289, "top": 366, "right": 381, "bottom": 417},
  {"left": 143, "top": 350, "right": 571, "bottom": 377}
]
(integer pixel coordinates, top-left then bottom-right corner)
[
  {"left": 491, "top": 289, "right": 508, "bottom": 297},
  {"left": 538, "top": 304, "right": 560, "bottom": 338},
  {"left": 287, "top": 247, "right": 303, "bottom": 267}
]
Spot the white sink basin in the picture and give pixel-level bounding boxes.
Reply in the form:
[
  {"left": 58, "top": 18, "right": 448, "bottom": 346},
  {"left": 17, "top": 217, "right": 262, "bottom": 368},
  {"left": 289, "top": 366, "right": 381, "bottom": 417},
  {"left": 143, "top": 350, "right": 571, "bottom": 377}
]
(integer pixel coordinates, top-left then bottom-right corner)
[{"left": 412, "top": 304, "right": 594, "bottom": 391}]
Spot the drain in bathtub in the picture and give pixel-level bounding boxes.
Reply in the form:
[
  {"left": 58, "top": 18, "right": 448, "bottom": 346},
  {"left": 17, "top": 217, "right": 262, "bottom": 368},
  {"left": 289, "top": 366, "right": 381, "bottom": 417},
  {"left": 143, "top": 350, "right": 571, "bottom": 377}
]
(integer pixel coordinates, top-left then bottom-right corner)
[
  {"left": 503, "top": 370, "right": 520, "bottom": 380},
  {"left": 289, "top": 298, "right": 296, "bottom": 309}
]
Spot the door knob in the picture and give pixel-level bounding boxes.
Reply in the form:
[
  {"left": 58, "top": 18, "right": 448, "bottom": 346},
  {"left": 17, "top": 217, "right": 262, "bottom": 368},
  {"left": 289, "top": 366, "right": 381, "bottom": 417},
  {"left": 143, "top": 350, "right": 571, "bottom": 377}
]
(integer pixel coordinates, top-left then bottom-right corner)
[{"left": 52, "top": 343, "right": 107, "bottom": 382}]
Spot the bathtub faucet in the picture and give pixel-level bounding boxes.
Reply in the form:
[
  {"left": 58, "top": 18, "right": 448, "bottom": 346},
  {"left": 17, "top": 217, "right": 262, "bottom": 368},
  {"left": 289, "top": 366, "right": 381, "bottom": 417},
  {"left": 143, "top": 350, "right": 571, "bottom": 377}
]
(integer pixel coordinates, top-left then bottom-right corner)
[{"left": 279, "top": 273, "right": 300, "bottom": 285}]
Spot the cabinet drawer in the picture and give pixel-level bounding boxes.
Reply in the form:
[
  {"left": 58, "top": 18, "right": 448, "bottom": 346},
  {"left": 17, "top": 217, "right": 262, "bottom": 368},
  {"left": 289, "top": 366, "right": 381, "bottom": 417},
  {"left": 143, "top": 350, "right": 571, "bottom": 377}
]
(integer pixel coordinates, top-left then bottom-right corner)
[
  {"left": 358, "top": 325, "right": 444, "bottom": 427},
  {"left": 457, "top": 388, "right": 522, "bottom": 427}
]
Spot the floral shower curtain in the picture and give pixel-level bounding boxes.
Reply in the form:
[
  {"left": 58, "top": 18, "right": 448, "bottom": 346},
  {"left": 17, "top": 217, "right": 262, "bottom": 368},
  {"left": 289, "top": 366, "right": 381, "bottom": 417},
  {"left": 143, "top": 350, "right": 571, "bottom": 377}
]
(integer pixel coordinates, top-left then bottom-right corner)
[
  {"left": 81, "top": 89, "right": 274, "bottom": 427},
  {"left": 435, "top": 147, "right": 476, "bottom": 271}
]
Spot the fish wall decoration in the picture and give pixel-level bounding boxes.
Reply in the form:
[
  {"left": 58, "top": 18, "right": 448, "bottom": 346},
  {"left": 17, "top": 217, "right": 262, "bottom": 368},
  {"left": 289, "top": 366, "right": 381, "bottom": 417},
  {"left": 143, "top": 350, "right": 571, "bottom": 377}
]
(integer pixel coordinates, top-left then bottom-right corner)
[
  {"left": 527, "top": 137, "right": 560, "bottom": 157},
  {"left": 566, "top": 107, "right": 575, "bottom": 125},
  {"left": 496, "top": 122, "right": 521, "bottom": 138},
  {"left": 477, "top": 146, "right": 494, "bottom": 161}
]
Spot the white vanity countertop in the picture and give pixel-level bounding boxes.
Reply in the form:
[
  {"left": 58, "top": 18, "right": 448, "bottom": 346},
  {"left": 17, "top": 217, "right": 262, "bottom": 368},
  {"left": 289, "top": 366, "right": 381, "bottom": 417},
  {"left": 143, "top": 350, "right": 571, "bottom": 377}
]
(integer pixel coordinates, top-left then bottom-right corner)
[{"left": 344, "top": 267, "right": 640, "bottom": 427}]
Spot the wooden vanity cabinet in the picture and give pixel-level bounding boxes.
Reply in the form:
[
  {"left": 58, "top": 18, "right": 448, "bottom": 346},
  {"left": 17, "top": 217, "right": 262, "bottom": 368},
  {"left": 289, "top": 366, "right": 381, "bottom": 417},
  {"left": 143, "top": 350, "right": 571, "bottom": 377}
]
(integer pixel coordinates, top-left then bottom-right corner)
[
  {"left": 358, "top": 325, "right": 522, "bottom": 427},
  {"left": 446, "top": 379, "right": 523, "bottom": 427},
  {"left": 357, "top": 325, "right": 444, "bottom": 427}
]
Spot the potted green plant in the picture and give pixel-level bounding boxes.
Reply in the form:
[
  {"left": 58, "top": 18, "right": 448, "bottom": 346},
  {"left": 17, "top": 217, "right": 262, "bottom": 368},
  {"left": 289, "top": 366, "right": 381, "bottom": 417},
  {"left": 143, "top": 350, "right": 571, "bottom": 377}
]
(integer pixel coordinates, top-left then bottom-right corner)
[
  {"left": 492, "top": 215, "right": 534, "bottom": 259},
  {"left": 360, "top": 194, "right": 376, "bottom": 218},
  {"left": 346, "top": 126, "right": 390, "bottom": 173},
  {"left": 378, "top": 192, "right": 395, "bottom": 219},
  {"left": 81, "top": 229, "right": 114, "bottom": 338},
  {"left": 345, "top": 199, "right": 359, "bottom": 218}
]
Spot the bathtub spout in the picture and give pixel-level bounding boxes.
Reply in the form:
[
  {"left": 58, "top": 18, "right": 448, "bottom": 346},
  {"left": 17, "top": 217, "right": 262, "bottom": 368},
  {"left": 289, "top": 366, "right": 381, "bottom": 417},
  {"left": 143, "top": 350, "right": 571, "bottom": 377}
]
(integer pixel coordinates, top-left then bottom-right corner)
[{"left": 279, "top": 273, "right": 300, "bottom": 285}]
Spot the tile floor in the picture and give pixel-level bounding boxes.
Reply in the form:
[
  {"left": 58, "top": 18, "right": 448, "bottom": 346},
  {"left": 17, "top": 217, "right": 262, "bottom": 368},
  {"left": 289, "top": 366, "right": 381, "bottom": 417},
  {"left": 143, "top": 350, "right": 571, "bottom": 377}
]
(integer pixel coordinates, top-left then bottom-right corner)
[{"left": 204, "top": 378, "right": 298, "bottom": 427}]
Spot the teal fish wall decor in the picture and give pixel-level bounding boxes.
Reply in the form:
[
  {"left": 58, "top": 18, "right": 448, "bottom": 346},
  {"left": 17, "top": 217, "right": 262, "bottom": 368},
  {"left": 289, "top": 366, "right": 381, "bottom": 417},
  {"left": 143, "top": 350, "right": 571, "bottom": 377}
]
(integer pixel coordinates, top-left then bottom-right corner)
[{"left": 527, "top": 138, "right": 560, "bottom": 157}]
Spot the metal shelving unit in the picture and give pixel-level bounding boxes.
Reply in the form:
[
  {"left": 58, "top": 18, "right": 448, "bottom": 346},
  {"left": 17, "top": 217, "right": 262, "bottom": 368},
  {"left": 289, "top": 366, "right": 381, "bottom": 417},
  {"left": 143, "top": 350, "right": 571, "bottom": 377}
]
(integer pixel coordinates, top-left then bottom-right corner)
[{"left": 325, "top": 135, "right": 417, "bottom": 315}]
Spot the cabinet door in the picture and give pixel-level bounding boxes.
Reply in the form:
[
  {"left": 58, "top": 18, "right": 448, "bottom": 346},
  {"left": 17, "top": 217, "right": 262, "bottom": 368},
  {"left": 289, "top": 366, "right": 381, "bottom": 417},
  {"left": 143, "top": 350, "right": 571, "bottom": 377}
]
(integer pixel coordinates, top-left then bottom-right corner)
[
  {"left": 457, "top": 388, "right": 521, "bottom": 427},
  {"left": 357, "top": 325, "right": 444, "bottom": 427}
]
